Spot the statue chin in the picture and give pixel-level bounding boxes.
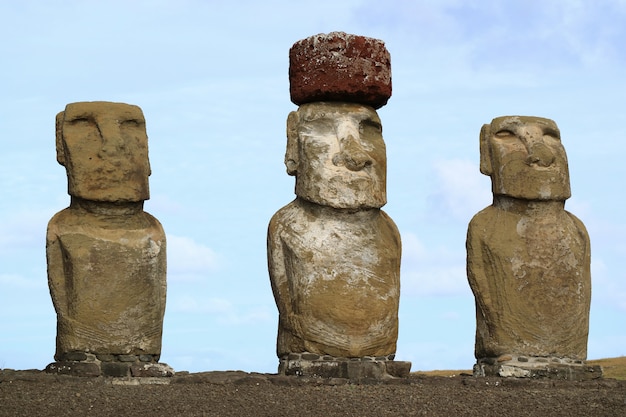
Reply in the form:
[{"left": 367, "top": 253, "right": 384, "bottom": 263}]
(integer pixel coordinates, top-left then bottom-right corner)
[{"left": 295, "top": 179, "right": 386, "bottom": 210}]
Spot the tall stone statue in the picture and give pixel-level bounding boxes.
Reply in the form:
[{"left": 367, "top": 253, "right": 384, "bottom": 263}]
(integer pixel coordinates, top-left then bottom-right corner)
[
  {"left": 268, "top": 32, "right": 410, "bottom": 379},
  {"left": 46, "top": 101, "right": 171, "bottom": 377},
  {"left": 467, "top": 116, "right": 600, "bottom": 379}
]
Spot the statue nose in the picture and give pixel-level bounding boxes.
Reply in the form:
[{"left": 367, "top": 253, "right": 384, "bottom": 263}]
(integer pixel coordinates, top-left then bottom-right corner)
[
  {"left": 333, "top": 134, "right": 372, "bottom": 171},
  {"left": 97, "top": 122, "right": 125, "bottom": 156},
  {"left": 526, "top": 142, "right": 555, "bottom": 167}
]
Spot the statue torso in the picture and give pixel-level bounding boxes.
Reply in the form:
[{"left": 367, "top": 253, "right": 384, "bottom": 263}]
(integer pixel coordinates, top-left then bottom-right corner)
[
  {"left": 268, "top": 199, "right": 401, "bottom": 357},
  {"left": 47, "top": 207, "right": 166, "bottom": 355},
  {"left": 467, "top": 203, "right": 590, "bottom": 358}
]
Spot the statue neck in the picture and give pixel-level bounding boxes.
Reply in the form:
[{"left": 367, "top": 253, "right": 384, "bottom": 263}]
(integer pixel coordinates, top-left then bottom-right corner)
[
  {"left": 493, "top": 195, "right": 565, "bottom": 216},
  {"left": 295, "top": 197, "right": 379, "bottom": 219},
  {"left": 70, "top": 197, "right": 144, "bottom": 216}
]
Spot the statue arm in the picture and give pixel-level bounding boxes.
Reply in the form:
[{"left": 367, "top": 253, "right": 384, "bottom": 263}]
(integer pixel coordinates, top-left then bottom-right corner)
[
  {"left": 144, "top": 212, "right": 168, "bottom": 307},
  {"left": 46, "top": 216, "right": 68, "bottom": 318},
  {"left": 267, "top": 214, "right": 294, "bottom": 322},
  {"left": 567, "top": 211, "right": 592, "bottom": 283},
  {"left": 466, "top": 213, "right": 493, "bottom": 313},
  {"left": 379, "top": 210, "right": 402, "bottom": 283}
]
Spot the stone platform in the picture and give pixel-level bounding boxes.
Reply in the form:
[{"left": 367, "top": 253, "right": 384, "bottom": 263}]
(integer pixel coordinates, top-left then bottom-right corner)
[
  {"left": 473, "top": 355, "right": 602, "bottom": 380},
  {"left": 45, "top": 352, "right": 174, "bottom": 378},
  {"left": 278, "top": 353, "right": 411, "bottom": 381}
]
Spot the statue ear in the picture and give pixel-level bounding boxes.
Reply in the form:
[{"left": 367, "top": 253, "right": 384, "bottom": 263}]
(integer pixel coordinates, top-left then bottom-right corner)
[
  {"left": 479, "top": 123, "right": 493, "bottom": 176},
  {"left": 285, "top": 111, "right": 299, "bottom": 176},
  {"left": 55, "top": 111, "right": 66, "bottom": 166}
]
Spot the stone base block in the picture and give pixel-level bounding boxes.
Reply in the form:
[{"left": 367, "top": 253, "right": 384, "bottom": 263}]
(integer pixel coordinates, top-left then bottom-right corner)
[
  {"left": 45, "top": 352, "right": 174, "bottom": 378},
  {"left": 278, "top": 353, "right": 411, "bottom": 381},
  {"left": 101, "top": 361, "right": 131, "bottom": 377},
  {"left": 45, "top": 361, "right": 101, "bottom": 377},
  {"left": 130, "top": 363, "right": 175, "bottom": 377},
  {"left": 473, "top": 355, "right": 603, "bottom": 380}
]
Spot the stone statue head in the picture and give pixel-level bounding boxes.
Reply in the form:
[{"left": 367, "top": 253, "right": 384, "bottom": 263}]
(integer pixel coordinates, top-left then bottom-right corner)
[
  {"left": 285, "top": 101, "right": 387, "bottom": 209},
  {"left": 56, "top": 101, "right": 151, "bottom": 203},
  {"left": 480, "top": 116, "right": 571, "bottom": 200}
]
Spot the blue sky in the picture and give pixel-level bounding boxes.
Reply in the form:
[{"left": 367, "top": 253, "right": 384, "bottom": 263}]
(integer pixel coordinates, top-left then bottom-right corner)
[{"left": 1, "top": 0, "right": 625, "bottom": 373}]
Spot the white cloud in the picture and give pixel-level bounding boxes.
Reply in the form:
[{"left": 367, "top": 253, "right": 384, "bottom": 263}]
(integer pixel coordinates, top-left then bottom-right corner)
[
  {"left": 0, "top": 209, "right": 51, "bottom": 250},
  {"left": 398, "top": 340, "right": 475, "bottom": 372},
  {"left": 170, "top": 295, "right": 233, "bottom": 314},
  {"left": 216, "top": 306, "right": 273, "bottom": 326},
  {"left": 166, "top": 235, "right": 219, "bottom": 281},
  {"left": 401, "top": 232, "right": 471, "bottom": 297},
  {"left": 146, "top": 193, "right": 184, "bottom": 215},
  {"left": 428, "top": 159, "right": 491, "bottom": 223},
  {"left": 169, "top": 294, "right": 273, "bottom": 325},
  {"left": 403, "top": 264, "right": 469, "bottom": 297},
  {"left": 590, "top": 258, "right": 626, "bottom": 312}
]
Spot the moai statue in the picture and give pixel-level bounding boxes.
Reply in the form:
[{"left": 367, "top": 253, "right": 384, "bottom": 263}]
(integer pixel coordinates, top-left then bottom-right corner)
[
  {"left": 467, "top": 116, "right": 600, "bottom": 379},
  {"left": 45, "top": 101, "right": 171, "bottom": 378},
  {"left": 268, "top": 32, "right": 411, "bottom": 380}
]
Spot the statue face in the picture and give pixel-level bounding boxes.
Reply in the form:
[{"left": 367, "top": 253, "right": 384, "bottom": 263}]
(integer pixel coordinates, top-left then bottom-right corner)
[
  {"left": 57, "top": 102, "right": 151, "bottom": 202},
  {"left": 480, "top": 116, "right": 571, "bottom": 200},
  {"left": 286, "top": 102, "right": 387, "bottom": 209}
]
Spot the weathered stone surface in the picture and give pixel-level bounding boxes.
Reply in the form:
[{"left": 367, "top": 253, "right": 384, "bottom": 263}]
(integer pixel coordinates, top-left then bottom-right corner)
[
  {"left": 130, "top": 363, "right": 175, "bottom": 378},
  {"left": 474, "top": 356, "right": 602, "bottom": 380},
  {"left": 47, "top": 102, "right": 166, "bottom": 361},
  {"left": 301, "top": 353, "right": 320, "bottom": 361},
  {"left": 269, "top": 40, "right": 404, "bottom": 377},
  {"left": 101, "top": 362, "right": 131, "bottom": 377},
  {"left": 281, "top": 358, "right": 348, "bottom": 378},
  {"left": 278, "top": 354, "right": 411, "bottom": 381},
  {"left": 289, "top": 32, "right": 392, "bottom": 109},
  {"left": 346, "top": 361, "right": 387, "bottom": 381},
  {"left": 478, "top": 116, "right": 571, "bottom": 200},
  {"left": 269, "top": 199, "right": 400, "bottom": 358},
  {"left": 59, "top": 351, "right": 89, "bottom": 362},
  {"left": 269, "top": 101, "right": 400, "bottom": 359},
  {"left": 467, "top": 116, "right": 592, "bottom": 373},
  {"left": 385, "top": 360, "right": 412, "bottom": 378},
  {"left": 45, "top": 361, "right": 101, "bottom": 377},
  {"left": 55, "top": 101, "right": 151, "bottom": 202},
  {"left": 284, "top": 102, "right": 388, "bottom": 209},
  {"left": 45, "top": 355, "right": 174, "bottom": 378}
]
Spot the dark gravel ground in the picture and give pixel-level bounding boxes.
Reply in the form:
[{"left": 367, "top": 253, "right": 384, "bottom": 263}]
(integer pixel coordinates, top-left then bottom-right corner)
[{"left": 1, "top": 369, "right": 625, "bottom": 417}]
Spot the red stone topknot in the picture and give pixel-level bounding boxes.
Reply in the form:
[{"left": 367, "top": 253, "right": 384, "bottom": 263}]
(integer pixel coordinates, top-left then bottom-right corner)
[{"left": 289, "top": 32, "right": 392, "bottom": 109}]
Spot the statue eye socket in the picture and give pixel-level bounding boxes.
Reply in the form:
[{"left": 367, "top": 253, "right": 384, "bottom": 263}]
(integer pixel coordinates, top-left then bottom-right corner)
[
  {"left": 494, "top": 129, "right": 515, "bottom": 138},
  {"left": 543, "top": 129, "right": 560, "bottom": 140},
  {"left": 68, "top": 117, "right": 92, "bottom": 126},
  {"left": 121, "top": 119, "right": 143, "bottom": 127},
  {"left": 360, "top": 120, "right": 382, "bottom": 135}
]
